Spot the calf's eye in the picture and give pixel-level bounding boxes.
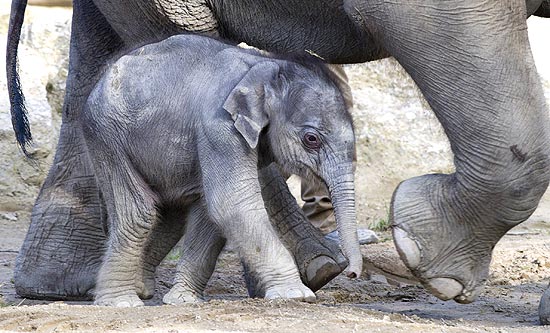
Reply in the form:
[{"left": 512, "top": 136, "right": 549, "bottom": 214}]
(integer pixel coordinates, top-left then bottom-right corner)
[{"left": 302, "top": 131, "right": 322, "bottom": 150}]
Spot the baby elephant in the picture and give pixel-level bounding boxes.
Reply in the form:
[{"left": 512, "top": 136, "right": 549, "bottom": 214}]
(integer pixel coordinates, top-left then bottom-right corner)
[{"left": 82, "top": 34, "right": 361, "bottom": 307}]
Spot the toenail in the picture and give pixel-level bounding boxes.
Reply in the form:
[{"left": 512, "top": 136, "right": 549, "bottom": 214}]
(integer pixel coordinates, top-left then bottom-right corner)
[
  {"left": 393, "top": 227, "right": 421, "bottom": 269},
  {"left": 425, "top": 278, "right": 463, "bottom": 301}
]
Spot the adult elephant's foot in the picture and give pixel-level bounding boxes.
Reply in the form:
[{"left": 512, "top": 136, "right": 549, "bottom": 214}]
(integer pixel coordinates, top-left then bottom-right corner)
[
  {"left": 14, "top": 170, "right": 106, "bottom": 300},
  {"left": 391, "top": 174, "right": 531, "bottom": 303},
  {"left": 264, "top": 282, "right": 316, "bottom": 302},
  {"left": 244, "top": 247, "right": 346, "bottom": 298},
  {"left": 539, "top": 283, "right": 550, "bottom": 325},
  {"left": 163, "top": 283, "right": 204, "bottom": 305}
]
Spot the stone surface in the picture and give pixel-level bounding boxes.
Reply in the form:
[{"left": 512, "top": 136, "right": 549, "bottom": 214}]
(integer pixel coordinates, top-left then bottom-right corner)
[{"left": 0, "top": 4, "right": 71, "bottom": 217}]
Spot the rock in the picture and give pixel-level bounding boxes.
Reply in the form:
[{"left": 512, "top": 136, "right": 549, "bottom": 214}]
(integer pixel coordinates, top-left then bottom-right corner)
[
  {"left": 0, "top": 212, "right": 18, "bottom": 221},
  {"left": 0, "top": 3, "right": 71, "bottom": 213},
  {"left": 369, "top": 273, "right": 389, "bottom": 285},
  {"left": 361, "top": 243, "right": 419, "bottom": 286}
]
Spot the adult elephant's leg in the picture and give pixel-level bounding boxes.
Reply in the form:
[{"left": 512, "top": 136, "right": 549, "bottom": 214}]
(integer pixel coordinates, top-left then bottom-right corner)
[
  {"left": 347, "top": 0, "right": 550, "bottom": 303},
  {"left": 258, "top": 164, "right": 348, "bottom": 293},
  {"left": 14, "top": 0, "right": 123, "bottom": 300},
  {"left": 540, "top": 283, "right": 550, "bottom": 324}
]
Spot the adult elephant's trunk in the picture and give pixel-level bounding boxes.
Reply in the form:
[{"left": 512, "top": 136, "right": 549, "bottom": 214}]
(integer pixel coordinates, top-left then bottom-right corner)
[{"left": 323, "top": 164, "right": 362, "bottom": 278}]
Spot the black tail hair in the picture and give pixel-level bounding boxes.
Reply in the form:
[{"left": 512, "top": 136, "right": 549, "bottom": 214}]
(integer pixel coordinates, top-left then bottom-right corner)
[{"left": 6, "top": 0, "right": 31, "bottom": 156}]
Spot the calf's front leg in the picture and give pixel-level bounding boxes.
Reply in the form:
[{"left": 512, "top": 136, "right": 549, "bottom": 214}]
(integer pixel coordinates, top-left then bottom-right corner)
[{"left": 200, "top": 147, "right": 315, "bottom": 301}]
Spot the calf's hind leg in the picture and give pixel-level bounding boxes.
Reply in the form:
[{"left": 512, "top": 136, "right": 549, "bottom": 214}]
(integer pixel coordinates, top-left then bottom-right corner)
[
  {"left": 86, "top": 147, "right": 160, "bottom": 307},
  {"left": 163, "top": 201, "right": 226, "bottom": 305}
]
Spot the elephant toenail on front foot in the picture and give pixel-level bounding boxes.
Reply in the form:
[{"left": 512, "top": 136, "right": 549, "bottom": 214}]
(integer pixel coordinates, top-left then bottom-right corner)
[
  {"left": 94, "top": 294, "right": 145, "bottom": 307},
  {"left": 454, "top": 294, "right": 471, "bottom": 304},
  {"left": 454, "top": 287, "right": 481, "bottom": 304},
  {"left": 425, "top": 278, "right": 463, "bottom": 301},
  {"left": 265, "top": 290, "right": 283, "bottom": 300},
  {"left": 392, "top": 227, "right": 421, "bottom": 270},
  {"left": 289, "top": 288, "right": 316, "bottom": 303}
]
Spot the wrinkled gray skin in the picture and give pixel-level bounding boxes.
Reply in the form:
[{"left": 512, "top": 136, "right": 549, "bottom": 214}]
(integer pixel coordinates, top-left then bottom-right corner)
[
  {"left": 6, "top": 0, "right": 550, "bottom": 323},
  {"left": 82, "top": 35, "right": 360, "bottom": 306}
]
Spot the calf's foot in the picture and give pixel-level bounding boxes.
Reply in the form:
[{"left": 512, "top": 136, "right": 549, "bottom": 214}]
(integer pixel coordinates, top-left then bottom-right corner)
[
  {"left": 264, "top": 282, "right": 316, "bottom": 302},
  {"left": 94, "top": 293, "right": 144, "bottom": 307},
  {"left": 163, "top": 283, "right": 204, "bottom": 305},
  {"left": 95, "top": 268, "right": 144, "bottom": 307}
]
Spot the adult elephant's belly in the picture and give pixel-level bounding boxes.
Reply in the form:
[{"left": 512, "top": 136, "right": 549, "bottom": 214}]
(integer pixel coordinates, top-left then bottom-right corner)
[
  {"left": 91, "top": 0, "right": 387, "bottom": 64},
  {"left": 91, "top": 0, "right": 218, "bottom": 45}
]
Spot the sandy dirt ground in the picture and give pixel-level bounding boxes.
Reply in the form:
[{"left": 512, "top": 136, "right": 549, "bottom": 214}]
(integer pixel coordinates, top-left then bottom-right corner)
[{"left": 1, "top": 200, "right": 550, "bottom": 332}]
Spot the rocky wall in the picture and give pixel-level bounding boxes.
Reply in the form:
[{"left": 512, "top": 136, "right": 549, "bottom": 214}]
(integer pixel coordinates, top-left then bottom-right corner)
[{"left": 0, "top": 4, "right": 70, "bottom": 221}]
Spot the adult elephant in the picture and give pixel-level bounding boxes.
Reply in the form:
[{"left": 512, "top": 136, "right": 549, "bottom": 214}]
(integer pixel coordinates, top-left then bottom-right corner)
[{"left": 7, "top": 0, "right": 550, "bottom": 321}]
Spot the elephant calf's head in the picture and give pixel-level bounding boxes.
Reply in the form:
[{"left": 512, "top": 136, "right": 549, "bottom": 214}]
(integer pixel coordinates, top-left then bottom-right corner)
[{"left": 223, "top": 59, "right": 355, "bottom": 179}]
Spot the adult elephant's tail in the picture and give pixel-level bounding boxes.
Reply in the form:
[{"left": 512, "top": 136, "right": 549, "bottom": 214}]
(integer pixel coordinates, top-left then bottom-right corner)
[{"left": 6, "top": 0, "right": 31, "bottom": 156}]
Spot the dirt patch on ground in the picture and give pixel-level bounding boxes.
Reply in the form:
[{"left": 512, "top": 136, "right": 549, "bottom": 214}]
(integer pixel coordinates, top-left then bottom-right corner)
[
  {"left": 1, "top": 208, "right": 550, "bottom": 332},
  {"left": 2, "top": 172, "right": 550, "bottom": 333}
]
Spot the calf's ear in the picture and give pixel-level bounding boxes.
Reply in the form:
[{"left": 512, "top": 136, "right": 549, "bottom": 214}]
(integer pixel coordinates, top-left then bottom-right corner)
[{"left": 223, "top": 61, "right": 280, "bottom": 149}]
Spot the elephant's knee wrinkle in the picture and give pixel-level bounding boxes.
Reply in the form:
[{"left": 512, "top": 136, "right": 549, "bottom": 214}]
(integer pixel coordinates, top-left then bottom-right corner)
[
  {"left": 507, "top": 151, "right": 550, "bottom": 201},
  {"left": 501, "top": 184, "right": 548, "bottom": 218},
  {"left": 464, "top": 149, "right": 550, "bottom": 207},
  {"left": 472, "top": 163, "right": 550, "bottom": 223}
]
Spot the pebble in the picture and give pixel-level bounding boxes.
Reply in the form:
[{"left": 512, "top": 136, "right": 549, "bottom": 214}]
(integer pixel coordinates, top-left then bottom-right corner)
[
  {"left": 369, "top": 274, "right": 389, "bottom": 285},
  {"left": 0, "top": 212, "right": 17, "bottom": 221}
]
